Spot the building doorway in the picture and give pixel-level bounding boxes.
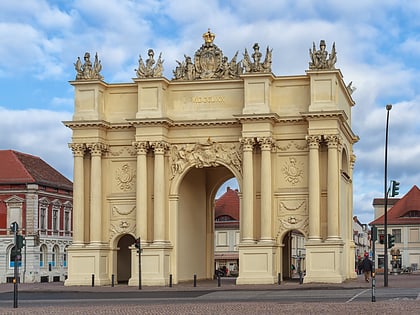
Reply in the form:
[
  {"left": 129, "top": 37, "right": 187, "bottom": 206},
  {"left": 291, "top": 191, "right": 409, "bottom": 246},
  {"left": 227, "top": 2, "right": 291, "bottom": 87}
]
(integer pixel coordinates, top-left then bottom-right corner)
[{"left": 117, "top": 234, "right": 135, "bottom": 284}]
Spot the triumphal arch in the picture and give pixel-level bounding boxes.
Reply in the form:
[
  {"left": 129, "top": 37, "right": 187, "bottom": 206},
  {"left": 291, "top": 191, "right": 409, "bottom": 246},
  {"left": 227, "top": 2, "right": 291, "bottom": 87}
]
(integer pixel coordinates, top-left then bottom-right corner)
[{"left": 64, "top": 30, "right": 359, "bottom": 286}]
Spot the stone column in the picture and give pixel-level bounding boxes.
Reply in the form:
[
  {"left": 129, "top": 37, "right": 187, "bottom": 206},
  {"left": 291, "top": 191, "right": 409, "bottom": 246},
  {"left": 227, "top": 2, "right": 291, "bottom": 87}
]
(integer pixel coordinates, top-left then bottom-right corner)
[
  {"left": 88, "top": 142, "right": 107, "bottom": 244},
  {"left": 258, "top": 137, "right": 273, "bottom": 242},
  {"left": 326, "top": 135, "right": 340, "bottom": 240},
  {"left": 133, "top": 141, "right": 149, "bottom": 244},
  {"left": 151, "top": 141, "right": 167, "bottom": 244},
  {"left": 70, "top": 143, "right": 85, "bottom": 245},
  {"left": 306, "top": 135, "right": 321, "bottom": 240},
  {"left": 241, "top": 137, "right": 255, "bottom": 243}
]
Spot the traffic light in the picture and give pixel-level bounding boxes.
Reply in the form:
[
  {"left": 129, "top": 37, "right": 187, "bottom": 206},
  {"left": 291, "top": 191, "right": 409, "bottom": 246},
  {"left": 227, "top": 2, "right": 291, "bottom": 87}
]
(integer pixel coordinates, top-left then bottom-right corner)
[
  {"left": 379, "top": 234, "right": 384, "bottom": 244},
  {"left": 390, "top": 180, "right": 400, "bottom": 197},
  {"left": 17, "top": 235, "right": 25, "bottom": 250},
  {"left": 388, "top": 234, "right": 395, "bottom": 249},
  {"left": 371, "top": 227, "right": 377, "bottom": 242}
]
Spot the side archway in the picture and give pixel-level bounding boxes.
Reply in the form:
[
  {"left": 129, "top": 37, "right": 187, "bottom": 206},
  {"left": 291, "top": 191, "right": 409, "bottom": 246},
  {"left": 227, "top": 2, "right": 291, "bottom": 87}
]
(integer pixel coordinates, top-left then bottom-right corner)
[{"left": 116, "top": 234, "right": 136, "bottom": 283}]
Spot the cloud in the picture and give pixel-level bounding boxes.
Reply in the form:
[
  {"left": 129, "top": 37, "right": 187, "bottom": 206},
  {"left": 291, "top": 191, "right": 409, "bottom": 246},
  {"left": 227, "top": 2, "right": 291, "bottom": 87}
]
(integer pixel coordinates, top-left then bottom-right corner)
[{"left": 0, "top": 107, "right": 73, "bottom": 180}]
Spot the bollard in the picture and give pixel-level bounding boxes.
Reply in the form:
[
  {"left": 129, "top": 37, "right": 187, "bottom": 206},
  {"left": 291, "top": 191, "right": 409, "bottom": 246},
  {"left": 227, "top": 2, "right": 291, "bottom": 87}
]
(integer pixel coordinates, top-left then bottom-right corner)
[
  {"left": 169, "top": 274, "right": 172, "bottom": 287},
  {"left": 91, "top": 274, "right": 95, "bottom": 287},
  {"left": 217, "top": 275, "right": 221, "bottom": 287},
  {"left": 193, "top": 274, "right": 197, "bottom": 287},
  {"left": 278, "top": 272, "right": 281, "bottom": 285},
  {"left": 299, "top": 271, "right": 303, "bottom": 285},
  {"left": 111, "top": 274, "right": 114, "bottom": 287}
]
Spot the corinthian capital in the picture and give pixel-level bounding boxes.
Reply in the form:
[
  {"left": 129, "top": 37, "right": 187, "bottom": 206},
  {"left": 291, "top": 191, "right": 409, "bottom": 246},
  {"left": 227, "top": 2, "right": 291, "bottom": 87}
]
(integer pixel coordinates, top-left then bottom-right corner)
[
  {"left": 150, "top": 141, "right": 169, "bottom": 154},
  {"left": 325, "top": 135, "right": 341, "bottom": 148},
  {"left": 69, "top": 143, "right": 86, "bottom": 156},
  {"left": 132, "top": 141, "right": 149, "bottom": 154},
  {"left": 305, "top": 135, "right": 322, "bottom": 149},
  {"left": 240, "top": 137, "right": 255, "bottom": 151},
  {"left": 257, "top": 137, "right": 274, "bottom": 151},
  {"left": 87, "top": 142, "right": 108, "bottom": 156}
]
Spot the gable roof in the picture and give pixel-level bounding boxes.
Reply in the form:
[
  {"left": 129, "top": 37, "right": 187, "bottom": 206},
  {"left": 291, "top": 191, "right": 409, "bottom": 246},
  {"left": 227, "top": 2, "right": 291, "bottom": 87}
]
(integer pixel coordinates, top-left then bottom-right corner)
[
  {"left": 0, "top": 150, "right": 72, "bottom": 190},
  {"left": 370, "top": 185, "right": 420, "bottom": 225},
  {"left": 215, "top": 186, "right": 239, "bottom": 221}
]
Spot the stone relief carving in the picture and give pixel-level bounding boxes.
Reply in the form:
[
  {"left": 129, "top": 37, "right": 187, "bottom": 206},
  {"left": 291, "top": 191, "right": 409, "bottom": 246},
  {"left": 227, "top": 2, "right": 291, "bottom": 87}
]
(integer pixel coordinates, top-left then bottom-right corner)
[
  {"left": 169, "top": 139, "right": 242, "bottom": 179},
  {"left": 276, "top": 140, "right": 307, "bottom": 152},
  {"left": 115, "top": 164, "right": 136, "bottom": 191},
  {"left": 112, "top": 205, "right": 136, "bottom": 216},
  {"left": 282, "top": 157, "right": 304, "bottom": 185},
  {"left": 309, "top": 40, "right": 337, "bottom": 70},
  {"left": 173, "top": 29, "right": 242, "bottom": 81},
  {"left": 109, "top": 220, "right": 135, "bottom": 241},
  {"left": 74, "top": 52, "right": 103, "bottom": 80},
  {"left": 277, "top": 200, "right": 308, "bottom": 235},
  {"left": 242, "top": 43, "right": 272, "bottom": 73},
  {"left": 135, "top": 49, "right": 164, "bottom": 78}
]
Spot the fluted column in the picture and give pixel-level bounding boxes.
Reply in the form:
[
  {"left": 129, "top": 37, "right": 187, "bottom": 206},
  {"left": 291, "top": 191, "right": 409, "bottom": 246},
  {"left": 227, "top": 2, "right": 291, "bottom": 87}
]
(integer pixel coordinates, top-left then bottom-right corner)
[
  {"left": 258, "top": 137, "right": 273, "bottom": 242},
  {"left": 133, "top": 141, "right": 149, "bottom": 243},
  {"left": 151, "top": 141, "right": 167, "bottom": 244},
  {"left": 306, "top": 135, "right": 321, "bottom": 240},
  {"left": 326, "top": 135, "right": 340, "bottom": 240},
  {"left": 88, "top": 142, "right": 107, "bottom": 244},
  {"left": 241, "top": 137, "right": 255, "bottom": 243},
  {"left": 70, "top": 143, "right": 85, "bottom": 245}
]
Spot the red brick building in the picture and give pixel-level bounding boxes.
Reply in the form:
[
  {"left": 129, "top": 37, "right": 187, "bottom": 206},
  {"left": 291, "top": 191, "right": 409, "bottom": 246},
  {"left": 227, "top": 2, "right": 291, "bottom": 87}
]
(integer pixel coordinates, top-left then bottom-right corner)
[
  {"left": 370, "top": 185, "right": 420, "bottom": 271},
  {"left": 0, "top": 150, "right": 73, "bottom": 283}
]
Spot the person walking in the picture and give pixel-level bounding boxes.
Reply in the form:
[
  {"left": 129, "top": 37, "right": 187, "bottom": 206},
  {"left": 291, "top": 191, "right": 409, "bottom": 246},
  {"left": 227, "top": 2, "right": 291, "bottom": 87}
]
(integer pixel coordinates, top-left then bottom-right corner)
[{"left": 359, "top": 252, "right": 373, "bottom": 282}]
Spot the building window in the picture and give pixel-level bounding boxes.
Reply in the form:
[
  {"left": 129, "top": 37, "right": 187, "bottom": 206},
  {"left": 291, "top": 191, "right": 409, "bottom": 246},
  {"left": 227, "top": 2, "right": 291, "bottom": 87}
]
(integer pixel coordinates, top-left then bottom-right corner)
[
  {"left": 40, "top": 207, "right": 47, "bottom": 230},
  {"left": 64, "top": 246, "right": 68, "bottom": 267},
  {"left": 64, "top": 210, "right": 70, "bottom": 232},
  {"left": 52, "top": 208, "right": 59, "bottom": 232},
  {"left": 52, "top": 245, "right": 59, "bottom": 267},
  {"left": 40, "top": 245, "right": 47, "bottom": 267},
  {"left": 392, "top": 229, "right": 401, "bottom": 243},
  {"left": 409, "top": 228, "right": 419, "bottom": 242}
]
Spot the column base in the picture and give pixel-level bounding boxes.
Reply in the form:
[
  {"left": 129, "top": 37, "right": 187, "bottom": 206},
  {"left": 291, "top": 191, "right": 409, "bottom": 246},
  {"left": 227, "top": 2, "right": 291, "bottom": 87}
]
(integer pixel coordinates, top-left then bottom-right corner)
[
  {"left": 129, "top": 244, "right": 173, "bottom": 287},
  {"left": 65, "top": 244, "right": 111, "bottom": 286},
  {"left": 235, "top": 243, "right": 277, "bottom": 285},
  {"left": 303, "top": 240, "right": 346, "bottom": 284}
]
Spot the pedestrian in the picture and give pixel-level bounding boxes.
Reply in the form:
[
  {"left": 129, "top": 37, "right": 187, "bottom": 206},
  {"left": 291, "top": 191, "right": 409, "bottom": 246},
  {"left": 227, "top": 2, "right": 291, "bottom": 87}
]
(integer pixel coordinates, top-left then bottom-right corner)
[{"left": 360, "top": 252, "right": 373, "bottom": 282}]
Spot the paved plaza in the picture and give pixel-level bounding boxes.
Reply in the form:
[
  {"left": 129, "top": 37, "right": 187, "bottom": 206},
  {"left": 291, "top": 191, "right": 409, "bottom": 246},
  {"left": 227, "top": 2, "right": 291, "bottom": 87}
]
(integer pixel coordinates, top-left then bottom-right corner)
[{"left": 0, "top": 274, "right": 419, "bottom": 314}]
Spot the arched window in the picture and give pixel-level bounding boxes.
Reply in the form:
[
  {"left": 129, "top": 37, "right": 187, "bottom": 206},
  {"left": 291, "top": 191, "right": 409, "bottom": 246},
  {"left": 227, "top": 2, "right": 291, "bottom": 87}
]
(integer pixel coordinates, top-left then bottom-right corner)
[
  {"left": 40, "top": 244, "right": 48, "bottom": 267},
  {"left": 52, "top": 245, "right": 59, "bottom": 267}
]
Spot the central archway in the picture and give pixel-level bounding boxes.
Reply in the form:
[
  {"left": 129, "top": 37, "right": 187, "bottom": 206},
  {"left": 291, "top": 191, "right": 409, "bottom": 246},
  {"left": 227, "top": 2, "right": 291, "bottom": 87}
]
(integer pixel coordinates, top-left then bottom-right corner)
[{"left": 176, "top": 165, "right": 236, "bottom": 282}]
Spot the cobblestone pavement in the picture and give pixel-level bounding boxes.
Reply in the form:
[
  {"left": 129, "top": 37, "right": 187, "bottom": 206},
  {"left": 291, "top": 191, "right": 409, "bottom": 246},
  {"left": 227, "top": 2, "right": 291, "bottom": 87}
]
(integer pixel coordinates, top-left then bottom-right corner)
[{"left": 0, "top": 273, "right": 419, "bottom": 314}]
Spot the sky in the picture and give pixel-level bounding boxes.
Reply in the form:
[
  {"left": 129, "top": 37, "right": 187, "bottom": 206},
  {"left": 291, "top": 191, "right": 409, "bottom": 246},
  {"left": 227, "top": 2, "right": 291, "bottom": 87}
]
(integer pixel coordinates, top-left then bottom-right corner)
[{"left": 1, "top": 0, "right": 419, "bottom": 224}]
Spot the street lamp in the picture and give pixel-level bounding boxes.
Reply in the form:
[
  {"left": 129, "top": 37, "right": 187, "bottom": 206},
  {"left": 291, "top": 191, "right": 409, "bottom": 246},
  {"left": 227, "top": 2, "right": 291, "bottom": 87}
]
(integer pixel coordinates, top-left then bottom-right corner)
[{"left": 383, "top": 104, "right": 392, "bottom": 287}]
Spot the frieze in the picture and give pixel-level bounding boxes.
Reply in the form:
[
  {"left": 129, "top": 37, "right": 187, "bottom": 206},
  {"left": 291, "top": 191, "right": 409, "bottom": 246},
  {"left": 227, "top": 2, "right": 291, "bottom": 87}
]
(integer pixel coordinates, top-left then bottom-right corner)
[
  {"left": 276, "top": 140, "right": 308, "bottom": 152},
  {"left": 169, "top": 139, "right": 242, "bottom": 179},
  {"left": 109, "top": 146, "right": 137, "bottom": 157}
]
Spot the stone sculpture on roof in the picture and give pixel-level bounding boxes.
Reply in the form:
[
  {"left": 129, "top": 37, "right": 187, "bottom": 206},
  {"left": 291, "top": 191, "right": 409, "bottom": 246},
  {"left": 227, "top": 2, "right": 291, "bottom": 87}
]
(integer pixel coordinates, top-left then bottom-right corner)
[
  {"left": 242, "top": 43, "right": 272, "bottom": 73},
  {"left": 74, "top": 52, "right": 103, "bottom": 80},
  {"left": 309, "top": 40, "right": 337, "bottom": 70},
  {"left": 173, "top": 29, "right": 243, "bottom": 80},
  {"left": 135, "top": 49, "right": 164, "bottom": 78}
]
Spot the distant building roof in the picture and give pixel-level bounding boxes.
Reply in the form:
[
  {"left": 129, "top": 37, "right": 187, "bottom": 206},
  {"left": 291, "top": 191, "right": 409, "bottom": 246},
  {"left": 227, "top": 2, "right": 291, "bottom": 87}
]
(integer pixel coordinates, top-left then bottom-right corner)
[
  {"left": 0, "top": 150, "right": 72, "bottom": 190},
  {"left": 215, "top": 186, "right": 239, "bottom": 221},
  {"left": 370, "top": 185, "right": 420, "bottom": 225}
]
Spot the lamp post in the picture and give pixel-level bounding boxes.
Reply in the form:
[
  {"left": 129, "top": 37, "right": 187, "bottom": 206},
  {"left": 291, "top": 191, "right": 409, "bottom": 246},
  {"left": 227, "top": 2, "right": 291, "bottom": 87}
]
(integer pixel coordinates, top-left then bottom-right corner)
[{"left": 383, "top": 104, "right": 392, "bottom": 287}]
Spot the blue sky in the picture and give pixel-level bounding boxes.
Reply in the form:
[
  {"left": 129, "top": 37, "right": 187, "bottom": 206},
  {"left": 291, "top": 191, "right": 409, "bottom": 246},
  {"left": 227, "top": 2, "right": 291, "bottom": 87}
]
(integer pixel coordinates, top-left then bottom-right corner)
[{"left": 1, "top": 0, "right": 420, "bottom": 224}]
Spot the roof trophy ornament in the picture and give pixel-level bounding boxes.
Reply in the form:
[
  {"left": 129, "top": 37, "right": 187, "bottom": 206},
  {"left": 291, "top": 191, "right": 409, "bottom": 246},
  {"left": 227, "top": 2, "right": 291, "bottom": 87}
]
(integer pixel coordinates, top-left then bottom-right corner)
[
  {"left": 173, "top": 29, "right": 242, "bottom": 81},
  {"left": 309, "top": 40, "right": 337, "bottom": 70},
  {"left": 74, "top": 52, "right": 104, "bottom": 80},
  {"left": 242, "top": 43, "right": 272, "bottom": 73},
  {"left": 135, "top": 49, "right": 164, "bottom": 78}
]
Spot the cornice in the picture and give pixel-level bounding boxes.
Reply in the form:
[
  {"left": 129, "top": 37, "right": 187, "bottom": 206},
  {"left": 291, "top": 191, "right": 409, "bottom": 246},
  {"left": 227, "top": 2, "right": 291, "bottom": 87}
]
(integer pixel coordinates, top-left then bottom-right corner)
[
  {"left": 127, "top": 117, "right": 174, "bottom": 127},
  {"left": 173, "top": 119, "right": 239, "bottom": 127},
  {"left": 301, "top": 110, "right": 348, "bottom": 121},
  {"left": 234, "top": 113, "right": 280, "bottom": 123},
  {"left": 63, "top": 120, "right": 110, "bottom": 129}
]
